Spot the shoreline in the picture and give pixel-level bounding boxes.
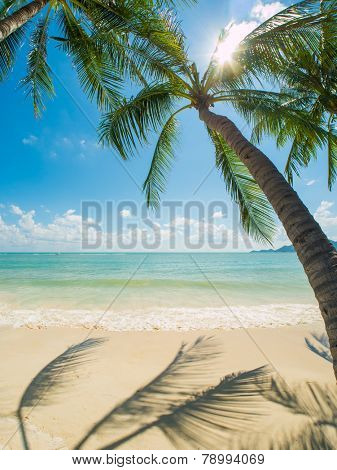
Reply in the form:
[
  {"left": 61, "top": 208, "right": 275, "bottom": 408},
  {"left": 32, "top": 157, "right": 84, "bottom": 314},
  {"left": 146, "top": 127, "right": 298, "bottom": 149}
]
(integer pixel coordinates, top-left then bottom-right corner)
[
  {"left": 0, "top": 322, "right": 334, "bottom": 450},
  {"left": 0, "top": 303, "right": 320, "bottom": 331}
]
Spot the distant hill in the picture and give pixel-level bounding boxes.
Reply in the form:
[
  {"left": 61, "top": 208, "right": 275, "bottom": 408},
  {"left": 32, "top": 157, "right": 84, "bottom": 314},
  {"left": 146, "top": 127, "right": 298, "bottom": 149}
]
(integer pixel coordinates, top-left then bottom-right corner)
[{"left": 251, "top": 240, "right": 337, "bottom": 253}]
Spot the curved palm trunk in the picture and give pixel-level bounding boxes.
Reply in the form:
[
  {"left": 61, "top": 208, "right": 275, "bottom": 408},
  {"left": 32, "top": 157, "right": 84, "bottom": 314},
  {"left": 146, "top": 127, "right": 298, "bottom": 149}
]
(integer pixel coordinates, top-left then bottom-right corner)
[
  {"left": 199, "top": 106, "right": 337, "bottom": 379},
  {"left": 0, "top": 0, "right": 48, "bottom": 41}
]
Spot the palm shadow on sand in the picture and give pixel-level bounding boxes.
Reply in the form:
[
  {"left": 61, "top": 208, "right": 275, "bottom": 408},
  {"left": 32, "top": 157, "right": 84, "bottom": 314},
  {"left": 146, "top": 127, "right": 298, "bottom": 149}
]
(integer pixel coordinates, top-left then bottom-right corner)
[{"left": 4, "top": 333, "right": 337, "bottom": 450}]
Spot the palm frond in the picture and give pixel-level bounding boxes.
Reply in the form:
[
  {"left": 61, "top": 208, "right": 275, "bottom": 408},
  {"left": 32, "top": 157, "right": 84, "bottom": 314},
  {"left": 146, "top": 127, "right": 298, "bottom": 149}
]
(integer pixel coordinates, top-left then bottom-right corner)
[
  {"left": 220, "top": 89, "right": 330, "bottom": 187},
  {"left": 101, "top": 366, "right": 270, "bottom": 450},
  {"left": 237, "top": 0, "right": 337, "bottom": 79},
  {"left": 57, "top": 5, "right": 122, "bottom": 110},
  {"left": 328, "top": 117, "right": 337, "bottom": 189},
  {"left": 0, "top": 24, "right": 25, "bottom": 81},
  {"left": 83, "top": 0, "right": 187, "bottom": 65},
  {"left": 155, "top": 0, "right": 197, "bottom": 7},
  {"left": 284, "top": 132, "right": 321, "bottom": 185},
  {"left": 143, "top": 108, "right": 188, "bottom": 209},
  {"left": 20, "top": 12, "right": 54, "bottom": 117},
  {"left": 91, "top": 30, "right": 185, "bottom": 85},
  {"left": 0, "top": 0, "right": 27, "bottom": 80},
  {"left": 98, "top": 82, "right": 177, "bottom": 159},
  {"left": 75, "top": 336, "right": 221, "bottom": 448},
  {"left": 208, "top": 129, "right": 276, "bottom": 245},
  {"left": 220, "top": 89, "right": 323, "bottom": 141}
]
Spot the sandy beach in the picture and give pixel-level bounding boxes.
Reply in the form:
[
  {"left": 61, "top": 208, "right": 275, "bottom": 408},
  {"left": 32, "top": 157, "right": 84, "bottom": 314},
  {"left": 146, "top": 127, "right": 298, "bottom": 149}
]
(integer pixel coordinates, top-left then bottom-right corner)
[{"left": 0, "top": 321, "right": 335, "bottom": 450}]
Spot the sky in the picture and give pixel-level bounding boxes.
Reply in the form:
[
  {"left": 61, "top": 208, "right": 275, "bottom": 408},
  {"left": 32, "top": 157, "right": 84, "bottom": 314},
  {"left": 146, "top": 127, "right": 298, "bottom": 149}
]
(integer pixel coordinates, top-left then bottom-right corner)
[{"left": 0, "top": 0, "right": 337, "bottom": 252}]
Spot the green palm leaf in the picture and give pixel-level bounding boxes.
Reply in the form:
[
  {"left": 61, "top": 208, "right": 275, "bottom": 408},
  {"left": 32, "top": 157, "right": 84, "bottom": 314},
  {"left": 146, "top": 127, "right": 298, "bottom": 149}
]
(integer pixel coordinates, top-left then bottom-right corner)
[
  {"left": 57, "top": 6, "right": 122, "bottom": 110},
  {"left": 237, "top": 0, "right": 337, "bottom": 79},
  {"left": 328, "top": 117, "right": 337, "bottom": 188},
  {"left": 91, "top": 30, "right": 184, "bottom": 85},
  {"left": 0, "top": 25, "right": 25, "bottom": 81},
  {"left": 208, "top": 129, "right": 276, "bottom": 245},
  {"left": 0, "top": 0, "right": 27, "bottom": 81},
  {"left": 20, "top": 12, "right": 54, "bottom": 117},
  {"left": 155, "top": 0, "right": 197, "bottom": 6},
  {"left": 219, "top": 89, "right": 331, "bottom": 187},
  {"left": 83, "top": 0, "right": 187, "bottom": 65},
  {"left": 284, "top": 132, "right": 323, "bottom": 185},
  {"left": 143, "top": 111, "right": 181, "bottom": 209},
  {"left": 98, "top": 82, "right": 176, "bottom": 159}
]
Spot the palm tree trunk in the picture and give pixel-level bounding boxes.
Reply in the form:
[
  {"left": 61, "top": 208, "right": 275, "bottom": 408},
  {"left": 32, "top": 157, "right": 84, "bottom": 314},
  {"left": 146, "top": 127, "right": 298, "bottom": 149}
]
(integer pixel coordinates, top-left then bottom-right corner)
[
  {"left": 0, "top": 0, "right": 49, "bottom": 41},
  {"left": 199, "top": 106, "right": 337, "bottom": 379}
]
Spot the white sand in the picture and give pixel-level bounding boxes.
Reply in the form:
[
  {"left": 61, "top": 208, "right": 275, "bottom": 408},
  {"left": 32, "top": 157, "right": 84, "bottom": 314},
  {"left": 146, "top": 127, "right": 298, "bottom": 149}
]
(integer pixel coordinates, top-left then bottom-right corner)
[{"left": 0, "top": 321, "right": 334, "bottom": 450}]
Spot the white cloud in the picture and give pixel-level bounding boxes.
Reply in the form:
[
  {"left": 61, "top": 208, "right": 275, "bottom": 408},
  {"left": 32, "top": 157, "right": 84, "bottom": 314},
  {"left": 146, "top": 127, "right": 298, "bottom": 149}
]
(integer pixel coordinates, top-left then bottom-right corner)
[
  {"left": 314, "top": 201, "right": 337, "bottom": 228},
  {"left": 306, "top": 179, "right": 317, "bottom": 186},
  {"left": 0, "top": 205, "right": 284, "bottom": 252},
  {"left": 212, "top": 210, "right": 224, "bottom": 219},
  {"left": 22, "top": 135, "right": 38, "bottom": 145},
  {"left": 10, "top": 204, "right": 24, "bottom": 216},
  {"left": 120, "top": 209, "right": 132, "bottom": 218},
  {"left": 171, "top": 216, "right": 195, "bottom": 227},
  {"left": 251, "top": 1, "right": 285, "bottom": 22},
  {"left": 0, "top": 206, "right": 99, "bottom": 250},
  {"left": 19, "top": 210, "right": 36, "bottom": 231},
  {"left": 0, "top": 203, "right": 5, "bottom": 209},
  {"left": 215, "top": 1, "right": 285, "bottom": 63}
]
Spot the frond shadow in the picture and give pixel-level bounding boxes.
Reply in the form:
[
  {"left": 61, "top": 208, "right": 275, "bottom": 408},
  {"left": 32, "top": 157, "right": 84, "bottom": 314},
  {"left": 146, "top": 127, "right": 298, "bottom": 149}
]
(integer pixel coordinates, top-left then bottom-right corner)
[
  {"left": 230, "top": 376, "right": 337, "bottom": 450},
  {"left": 99, "top": 366, "right": 270, "bottom": 450},
  {"left": 305, "top": 332, "right": 333, "bottom": 363},
  {"left": 75, "top": 336, "right": 224, "bottom": 448},
  {"left": 73, "top": 333, "right": 270, "bottom": 450},
  {"left": 17, "top": 337, "right": 106, "bottom": 449},
  {"left": 18, "top": 333, "right": 337, "bottom": 451}
]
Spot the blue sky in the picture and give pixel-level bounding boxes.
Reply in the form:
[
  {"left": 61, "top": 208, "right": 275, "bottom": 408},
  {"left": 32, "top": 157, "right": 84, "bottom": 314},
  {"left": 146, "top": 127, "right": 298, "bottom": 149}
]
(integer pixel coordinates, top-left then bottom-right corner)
[{"left": 0, "top": 0, "right": 337, "bottom": 251}]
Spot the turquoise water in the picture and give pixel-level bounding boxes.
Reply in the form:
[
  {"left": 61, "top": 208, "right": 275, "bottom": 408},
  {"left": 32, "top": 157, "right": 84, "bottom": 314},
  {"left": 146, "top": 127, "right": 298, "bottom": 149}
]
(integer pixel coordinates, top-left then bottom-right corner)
[{"left": 0, "top": 252, "right": 319, "bottom": 330}]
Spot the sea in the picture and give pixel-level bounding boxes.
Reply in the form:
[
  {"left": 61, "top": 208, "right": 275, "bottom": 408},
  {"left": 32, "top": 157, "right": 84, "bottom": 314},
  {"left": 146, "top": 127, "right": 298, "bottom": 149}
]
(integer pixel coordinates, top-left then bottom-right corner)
[{"left": 0, "top": 252, "right": 320, "bottom": 330}]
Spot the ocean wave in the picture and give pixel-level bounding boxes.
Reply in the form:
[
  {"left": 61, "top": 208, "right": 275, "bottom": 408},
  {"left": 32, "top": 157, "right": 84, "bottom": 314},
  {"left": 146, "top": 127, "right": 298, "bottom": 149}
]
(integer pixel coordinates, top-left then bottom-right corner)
[{"left": 0, "top": 304, "right": 321, "bottom": 331}]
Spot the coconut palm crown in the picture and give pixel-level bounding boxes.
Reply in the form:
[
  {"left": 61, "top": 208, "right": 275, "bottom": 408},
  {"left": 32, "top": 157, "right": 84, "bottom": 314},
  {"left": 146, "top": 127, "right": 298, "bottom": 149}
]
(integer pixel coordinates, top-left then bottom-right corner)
[{"left": 98, "top": 0, "right": 337, "bottom": 245}]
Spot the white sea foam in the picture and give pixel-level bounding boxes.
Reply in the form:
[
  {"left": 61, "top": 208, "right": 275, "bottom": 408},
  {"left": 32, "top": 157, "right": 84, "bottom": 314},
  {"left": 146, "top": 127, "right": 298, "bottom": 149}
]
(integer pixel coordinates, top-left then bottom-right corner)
[{"left": 0, "top": 304, "right": 321, "bottom": 331}]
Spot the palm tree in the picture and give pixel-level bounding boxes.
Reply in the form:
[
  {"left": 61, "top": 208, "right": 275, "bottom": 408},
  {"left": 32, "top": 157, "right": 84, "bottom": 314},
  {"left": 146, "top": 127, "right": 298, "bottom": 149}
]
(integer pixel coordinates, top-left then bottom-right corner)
[
  {"left": 0, "top": 0, "right": 190, "bottom": 116},
  {"left": 98, "top": 0, "right": 337, "bottom": 378}
]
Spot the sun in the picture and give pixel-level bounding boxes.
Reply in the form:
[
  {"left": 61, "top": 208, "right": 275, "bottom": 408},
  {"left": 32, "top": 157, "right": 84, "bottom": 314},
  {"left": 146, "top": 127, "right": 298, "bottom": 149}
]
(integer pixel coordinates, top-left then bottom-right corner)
[
  {"left": 213, "top": 39, "right": 238, "bottom": 64},
  {"left": 214, "top": 21, "right": 257, "bottom": 65}
]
